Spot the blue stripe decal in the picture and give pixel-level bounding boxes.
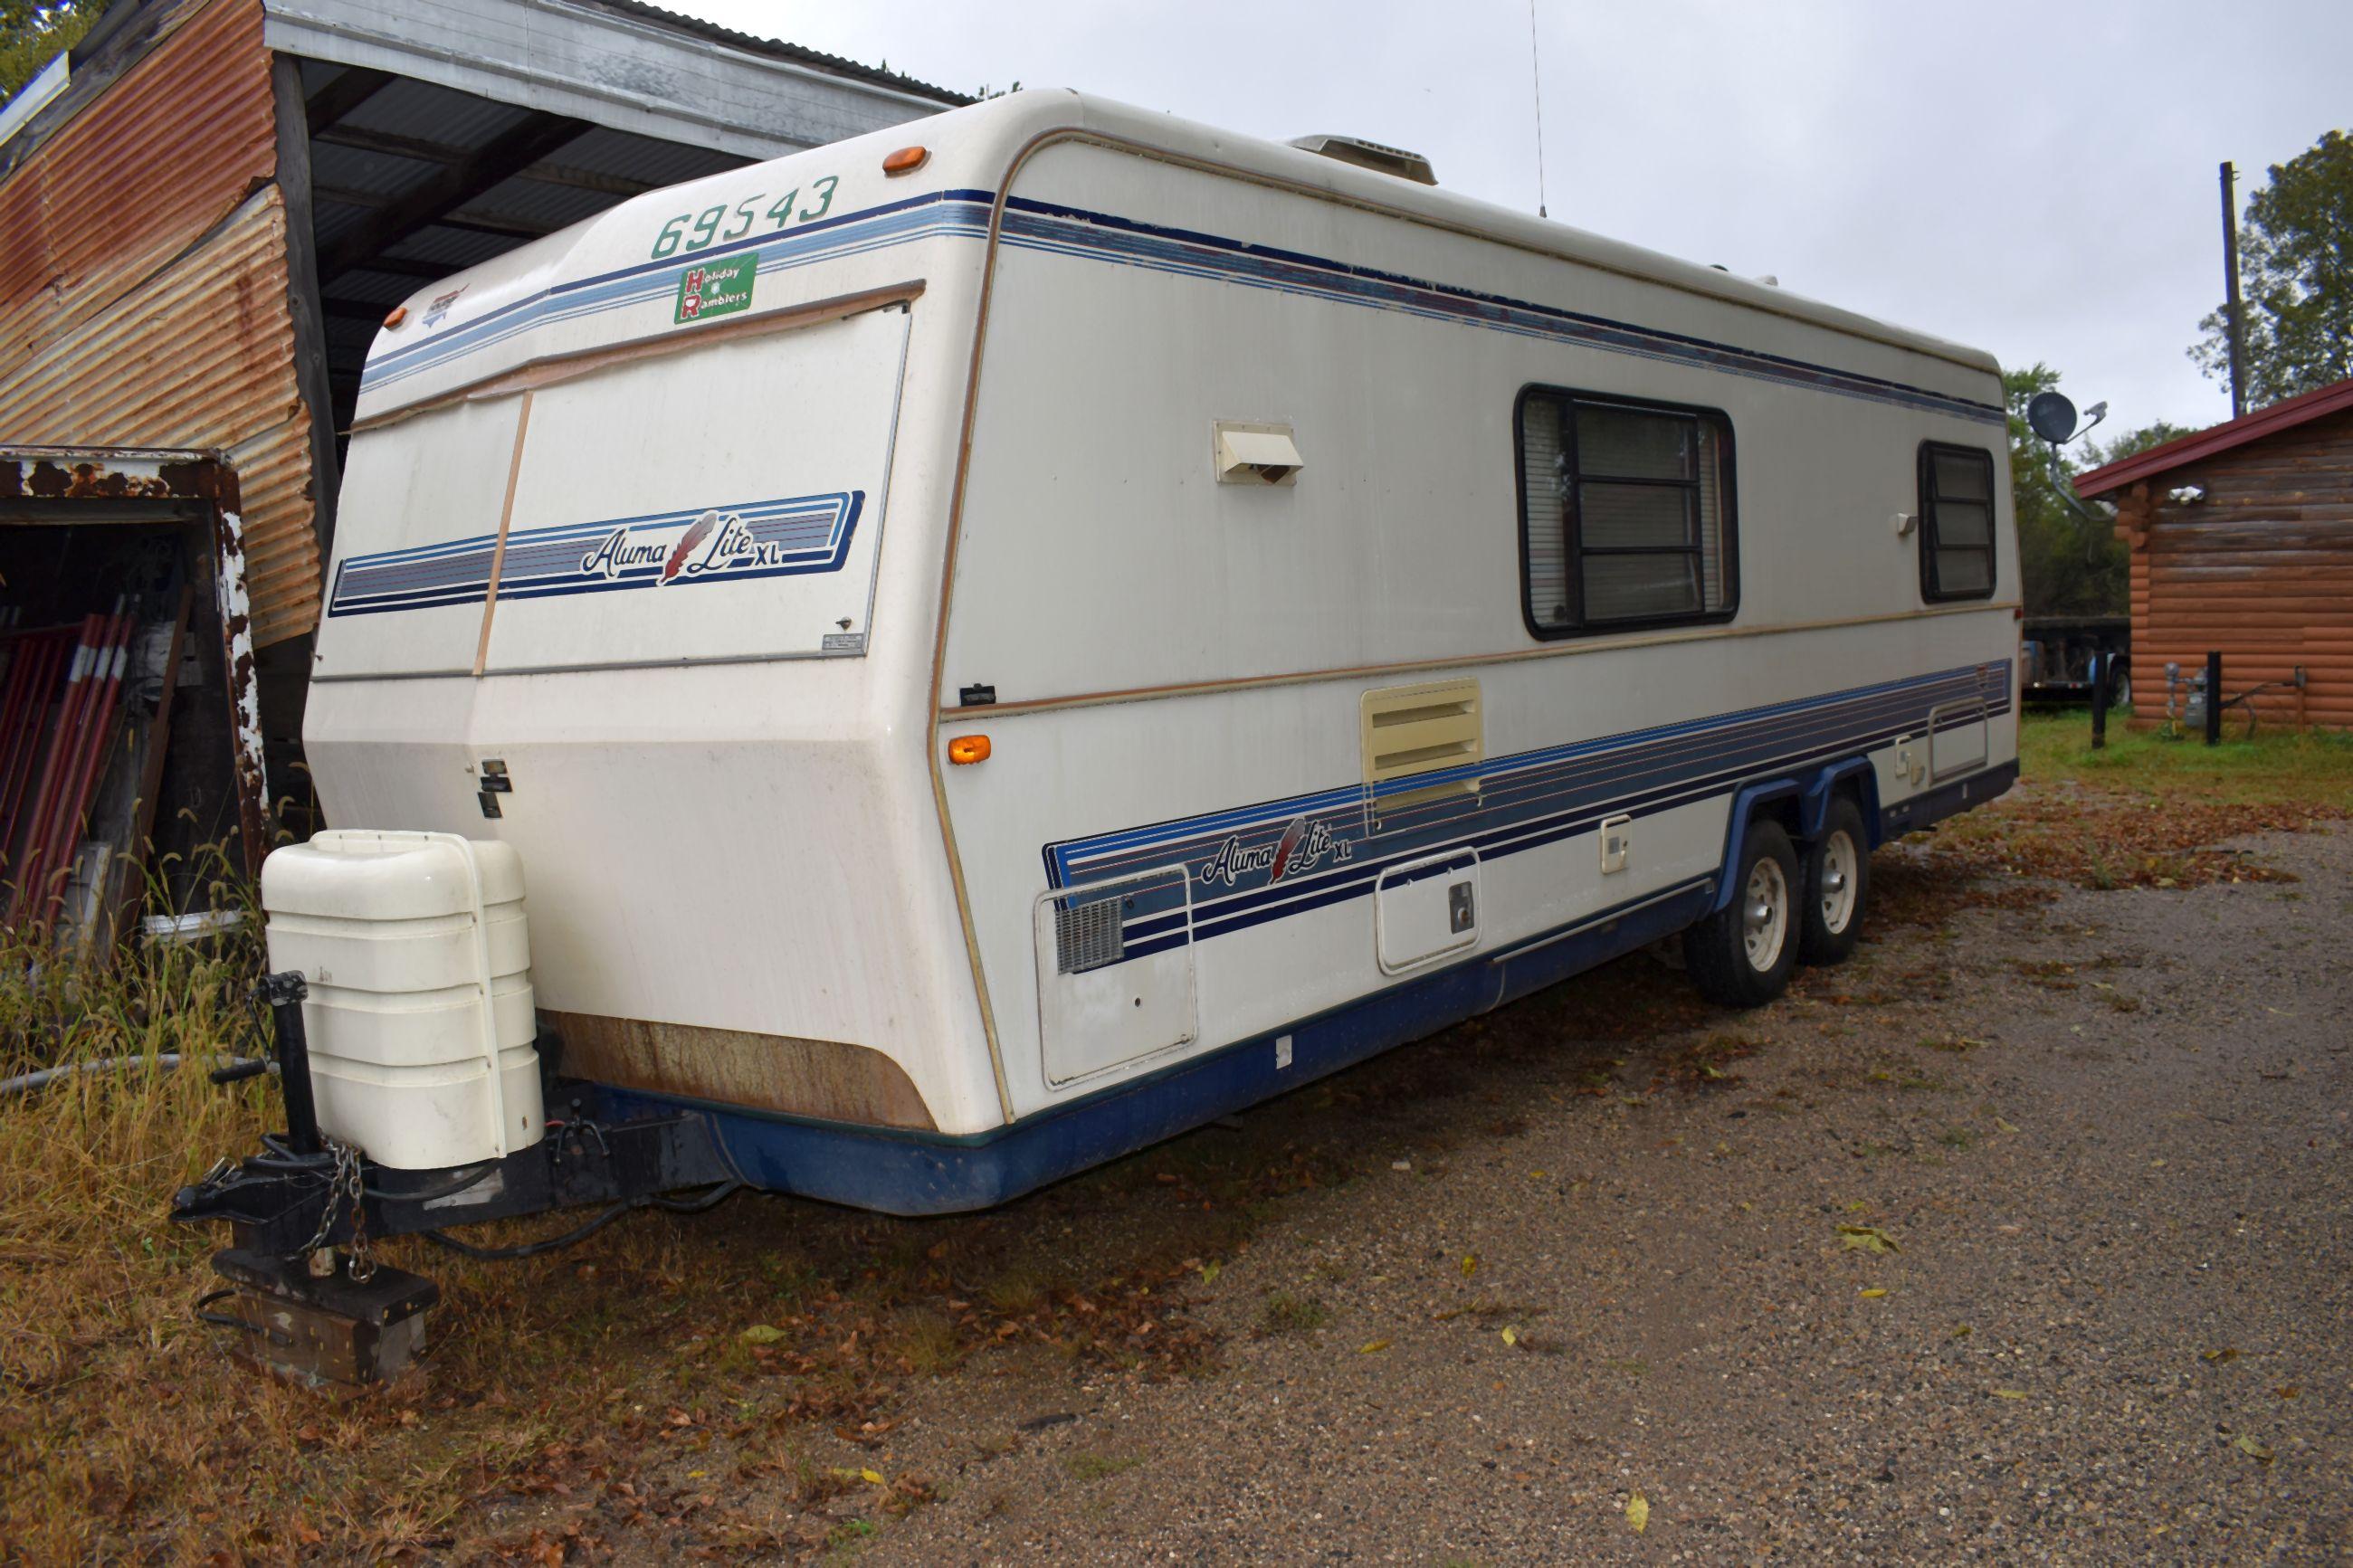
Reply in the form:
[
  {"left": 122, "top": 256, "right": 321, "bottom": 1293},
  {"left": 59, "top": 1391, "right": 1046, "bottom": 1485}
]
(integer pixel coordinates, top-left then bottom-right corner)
[
  {"left": 359, "top": 190, "right": 996, "bottom": 394},
  {"left": 994, "top": 198, "right": 2002, "bottom": 425},
  {"left": 591, "top": 752, "right": 2015, "bottom": 1216},
  {"left": 361, "top": 189, "right": 2000, "bottom": 423},
  {"left": 1042, "top": 661, "right": 2012, "bottom": 961},
  {"left": 597, "top": 873, "right": 1726, "bottom": 1215},
  {"left": 326, "top": 491, "right": 862, "bottom": 617}
]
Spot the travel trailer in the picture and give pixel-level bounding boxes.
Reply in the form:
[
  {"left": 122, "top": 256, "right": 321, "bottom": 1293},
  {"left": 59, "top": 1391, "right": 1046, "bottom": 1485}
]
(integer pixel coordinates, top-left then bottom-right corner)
[{"left": 176, "top": 90, "right": 2017, "bottom": 1368}]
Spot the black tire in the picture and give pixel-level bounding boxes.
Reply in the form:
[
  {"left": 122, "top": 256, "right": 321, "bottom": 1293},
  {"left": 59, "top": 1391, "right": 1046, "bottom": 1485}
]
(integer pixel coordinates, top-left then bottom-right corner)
[
  {"left": 1687, "top": 819, "right": 1802, "bottom": 1009},
  {"left": 1797, "top": 794, "right": 1870, "bottom": 967}
]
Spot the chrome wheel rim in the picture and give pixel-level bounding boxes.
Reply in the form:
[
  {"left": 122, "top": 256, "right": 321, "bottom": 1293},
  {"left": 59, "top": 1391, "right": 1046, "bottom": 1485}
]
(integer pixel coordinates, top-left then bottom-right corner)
[
  {"left": 1816, "top": 830, "right": 1859, "bottom": 936},
  {"left": 1742, "top": 857, "right": 1789, "bottom": 972}
]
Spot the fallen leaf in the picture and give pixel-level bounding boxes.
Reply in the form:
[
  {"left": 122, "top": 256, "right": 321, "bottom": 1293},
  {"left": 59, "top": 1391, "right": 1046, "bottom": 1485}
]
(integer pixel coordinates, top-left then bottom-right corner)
[
  {"left": 1500, "top": 1326, "right": 1519, "bottom": 1346},
  {"left": 1625, "top": 1492, "right": 1649, "bottom": 1534},
  {"left": 1359, "top": 1339, "right": 1390, "bottom": 1354},
  {"left": 1995, "top": 1117, "right": 2020, "bottom": 1134},
  {"left": 1993, "top": 1389, "right": 2028, "bottom": 1401},
  {"left": 2201, "top": 1347, "right": 2238, "bottom": 1364},
  {"left": 2234, "top": 1435, "right": 2273, "bottom": 1464},
  {"left": 861, "top": 1468, "right": 885, "bottom": 1485},
  {"left": 738, "top": 1325, "right": 786, "bottom": 1345},
  {"left": 2275, "top": 1385, "right": 2300, "bottom": 1400},
  {"left": 1859, "top": 1288, "right": 1888, "bottom": 1299},
  {"left": 1952, "top": 1325, "right": 1973, "bottom": 1338},
  {"left": 1461, "top": 1254, "right": 1479, "bottom": 1278},
  {"left": 1837, "top": 1223, "right": 1901, "bottom": 1254}
]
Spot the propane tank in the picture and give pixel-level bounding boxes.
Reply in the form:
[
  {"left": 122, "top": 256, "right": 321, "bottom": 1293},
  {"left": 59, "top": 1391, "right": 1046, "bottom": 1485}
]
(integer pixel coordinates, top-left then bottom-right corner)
[{"left": 260, "top": 832, "right": 541, "bottom": 1170}]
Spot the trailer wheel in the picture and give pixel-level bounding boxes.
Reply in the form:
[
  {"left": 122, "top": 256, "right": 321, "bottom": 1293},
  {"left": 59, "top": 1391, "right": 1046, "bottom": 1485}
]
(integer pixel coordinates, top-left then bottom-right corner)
[
  {"left": 1687, "top": 819, "right": 1800, "bottom": 1008},
  {"left": 1797, "top": 794, "right": 1869, "bottom": 966}
]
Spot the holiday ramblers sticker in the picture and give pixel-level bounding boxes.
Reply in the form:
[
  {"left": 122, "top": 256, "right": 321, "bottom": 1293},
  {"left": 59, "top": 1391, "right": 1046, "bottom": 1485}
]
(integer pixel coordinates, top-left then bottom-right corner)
[{"left": 675, "top": 256, "right": 756, "bottom": 323}]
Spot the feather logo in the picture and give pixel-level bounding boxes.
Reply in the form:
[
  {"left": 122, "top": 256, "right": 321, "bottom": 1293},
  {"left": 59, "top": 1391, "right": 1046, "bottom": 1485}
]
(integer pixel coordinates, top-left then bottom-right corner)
[
  {"left": 662, "top": 510, "right": 719, "bottom": 584},
  {"left": 1267, "top": 814, "right": 1310, "bottom": 885}
]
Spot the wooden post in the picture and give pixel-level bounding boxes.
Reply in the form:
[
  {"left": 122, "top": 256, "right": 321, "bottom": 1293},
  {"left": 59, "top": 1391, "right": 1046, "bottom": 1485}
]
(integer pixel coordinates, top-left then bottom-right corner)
[
  {"left": 2205, "top": 651, "right": 2223, "bottom": 746},
  {"left": 2091, "top": 652, "right": 2108, "bottom": 750}
]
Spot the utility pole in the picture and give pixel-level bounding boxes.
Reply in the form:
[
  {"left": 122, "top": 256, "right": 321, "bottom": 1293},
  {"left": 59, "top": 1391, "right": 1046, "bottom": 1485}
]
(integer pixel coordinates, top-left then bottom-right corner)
[{"left": 2220, "top": 160, "right": 2247, "bottom": 419}]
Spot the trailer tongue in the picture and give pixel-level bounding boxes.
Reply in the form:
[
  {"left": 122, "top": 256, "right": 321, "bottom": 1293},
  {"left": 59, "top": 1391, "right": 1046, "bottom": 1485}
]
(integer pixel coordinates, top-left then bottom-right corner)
[{"left": 171, "top": 833, "right": 738, "bottom": 1392}]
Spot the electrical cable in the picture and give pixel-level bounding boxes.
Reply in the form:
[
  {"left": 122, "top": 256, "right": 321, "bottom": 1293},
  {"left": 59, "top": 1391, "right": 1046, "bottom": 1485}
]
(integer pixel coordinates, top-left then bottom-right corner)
[
  {"left": 422, "top": 1181, "right": 740, "bottom": 1262},
  {"left": 191, "top": 1287, "right": 291, "bottom": 1346}
]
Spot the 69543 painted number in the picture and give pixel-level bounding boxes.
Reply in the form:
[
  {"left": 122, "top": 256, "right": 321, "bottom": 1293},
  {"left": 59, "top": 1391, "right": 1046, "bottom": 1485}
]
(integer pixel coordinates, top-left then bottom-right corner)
[{"left": 651, "top": 176, "right": 839, "bottom": 259}]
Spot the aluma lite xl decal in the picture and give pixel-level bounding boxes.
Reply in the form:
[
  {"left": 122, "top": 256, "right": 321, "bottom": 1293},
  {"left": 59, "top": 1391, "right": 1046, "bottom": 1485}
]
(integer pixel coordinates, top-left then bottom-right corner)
[
  {"left": 584, "top": 509, "right": 804, "bottom": 584},
  {"left": 326, "top": 492, "right": 863, "bottom": 617},
  {"left": 1198, "top": 813, "right": 1351, "bottom": 889}
]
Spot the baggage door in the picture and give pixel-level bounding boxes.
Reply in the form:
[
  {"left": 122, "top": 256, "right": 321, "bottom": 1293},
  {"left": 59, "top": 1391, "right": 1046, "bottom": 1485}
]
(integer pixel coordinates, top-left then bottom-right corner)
[
  {"left": 1034, "top": 865, "right": 1198, "bottom": 1088},
  {"left": 1375, "top": 847, "right": 1481, "bottom": 974},
  {"left": 1929, "top": 698, "right": 1989, "bottom": 779}
]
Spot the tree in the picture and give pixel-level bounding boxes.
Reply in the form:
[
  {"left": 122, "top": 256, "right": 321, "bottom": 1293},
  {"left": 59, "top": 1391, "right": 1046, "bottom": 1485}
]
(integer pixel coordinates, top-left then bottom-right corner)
[
  {"left": 2193, "top": 129, "right": 2353, "bottom": 406},
  {"left": 2003, "top": 364, "right": 2129, "bottom": 618},
  {"left": 1, "top": 0, "right": 101, "bottom": 101},
  {"left": 2087, "top": 420, "right": 2196, "bottom": 468}
]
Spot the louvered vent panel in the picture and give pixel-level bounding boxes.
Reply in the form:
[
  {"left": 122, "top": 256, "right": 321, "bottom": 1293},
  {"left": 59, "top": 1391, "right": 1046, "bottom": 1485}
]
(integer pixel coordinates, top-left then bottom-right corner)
[
  {"left": 1053, "top": 895, "right": 1126, "bottom": 974},
  {"left": 1361, "top": 679, "right": 1481, "bottom": 816}
]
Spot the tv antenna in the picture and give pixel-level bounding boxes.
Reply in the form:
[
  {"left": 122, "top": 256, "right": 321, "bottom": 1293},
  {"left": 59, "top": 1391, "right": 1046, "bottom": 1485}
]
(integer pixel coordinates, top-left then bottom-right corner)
[{"left": 1529, "top": 0, "right": 1548, "bottom": 218}]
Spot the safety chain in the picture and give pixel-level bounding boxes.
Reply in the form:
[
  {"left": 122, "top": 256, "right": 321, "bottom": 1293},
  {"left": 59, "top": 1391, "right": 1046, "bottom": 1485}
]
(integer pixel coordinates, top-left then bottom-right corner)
[{"left": 294, "top": 1137, "right": 376, "bottom": 1283}]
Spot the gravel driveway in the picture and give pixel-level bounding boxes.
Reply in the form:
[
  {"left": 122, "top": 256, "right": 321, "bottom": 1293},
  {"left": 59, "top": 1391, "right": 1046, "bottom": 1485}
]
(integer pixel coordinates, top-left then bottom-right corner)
[{"left": 814, "top": 825, "right": 2350, "bottom": 1564}]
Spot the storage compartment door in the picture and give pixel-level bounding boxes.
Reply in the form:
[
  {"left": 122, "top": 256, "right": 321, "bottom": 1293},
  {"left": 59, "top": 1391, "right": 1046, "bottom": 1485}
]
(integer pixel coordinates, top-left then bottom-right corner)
[
  {"left": 1375, "top": 846, "right": 1481, "bottom": 974},
  {"left": 1034, "top": 866, "right": 1196, "bottom": 1088},
  {"left": 1929, "top": 698, "right": 1989, "bottom": 780}
]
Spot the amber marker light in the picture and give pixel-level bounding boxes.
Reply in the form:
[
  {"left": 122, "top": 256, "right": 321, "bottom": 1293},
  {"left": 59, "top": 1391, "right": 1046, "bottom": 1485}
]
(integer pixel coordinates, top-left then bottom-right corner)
[
  {"left": 948, "top": 734, "right": 991, "bottom": 765},
  {"left": 881, "top": 145, "right": 930, "bottom": 176},
  {"left": 383, "top": 306, "right": 409, "bottom": 328}
]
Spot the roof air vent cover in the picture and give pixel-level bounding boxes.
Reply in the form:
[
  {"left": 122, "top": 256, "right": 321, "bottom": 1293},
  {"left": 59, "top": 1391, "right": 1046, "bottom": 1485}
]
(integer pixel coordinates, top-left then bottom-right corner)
[{"left": 1287, "top": 134, "right": 1437, "bottom": 186}]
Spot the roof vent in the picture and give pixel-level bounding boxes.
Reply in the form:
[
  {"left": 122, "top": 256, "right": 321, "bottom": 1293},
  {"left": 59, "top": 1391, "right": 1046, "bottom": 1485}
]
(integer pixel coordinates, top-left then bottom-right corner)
[{"left": 1288, "top": 134, "right": 1437, "bottom": 186}]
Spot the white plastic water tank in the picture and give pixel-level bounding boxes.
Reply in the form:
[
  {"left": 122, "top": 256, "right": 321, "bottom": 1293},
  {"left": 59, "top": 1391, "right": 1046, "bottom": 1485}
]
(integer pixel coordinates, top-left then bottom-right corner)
[{"left": 261, "top": 831, "right": 543, "bottom": 1171}]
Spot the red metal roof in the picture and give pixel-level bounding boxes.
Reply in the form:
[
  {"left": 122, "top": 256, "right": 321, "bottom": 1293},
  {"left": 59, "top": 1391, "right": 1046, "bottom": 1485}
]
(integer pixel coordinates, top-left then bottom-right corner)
[{"left": 2074, "top": 375, "right": 2353, "bottom": 499}]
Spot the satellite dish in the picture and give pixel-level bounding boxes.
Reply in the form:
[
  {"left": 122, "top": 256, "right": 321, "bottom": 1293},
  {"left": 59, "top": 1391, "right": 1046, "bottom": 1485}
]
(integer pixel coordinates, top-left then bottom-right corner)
[{"left": 2026, "top": 390, "right": 2078, "bottom": 443}]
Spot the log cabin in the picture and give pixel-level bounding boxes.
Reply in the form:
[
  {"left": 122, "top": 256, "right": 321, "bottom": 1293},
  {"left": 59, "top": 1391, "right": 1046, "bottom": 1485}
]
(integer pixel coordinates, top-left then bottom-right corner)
[{"left": 2075, "top": 376, "right": 2353, "bottom": 730}]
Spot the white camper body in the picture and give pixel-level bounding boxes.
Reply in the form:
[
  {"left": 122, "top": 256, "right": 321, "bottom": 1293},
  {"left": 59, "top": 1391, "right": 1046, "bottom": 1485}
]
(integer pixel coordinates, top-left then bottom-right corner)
[{"left": 310, "top": 91, "right": 2018, "bottom": 1212}]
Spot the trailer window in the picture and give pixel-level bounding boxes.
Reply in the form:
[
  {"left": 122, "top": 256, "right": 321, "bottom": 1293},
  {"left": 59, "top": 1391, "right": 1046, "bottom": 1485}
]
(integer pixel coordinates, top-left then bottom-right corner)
[
  {"left": 1918, "top": 442, "right": 1996, "bottom": 601},
  {"left": 1518, "top": 388, "right": 1736, "bottom": 638}
]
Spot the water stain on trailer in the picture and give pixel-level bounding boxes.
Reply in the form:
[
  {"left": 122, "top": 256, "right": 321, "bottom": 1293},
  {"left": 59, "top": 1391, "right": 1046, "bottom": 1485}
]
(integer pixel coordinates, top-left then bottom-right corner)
[{"left": 548, "top": 1011, "right": 938, "bottom": 1130}]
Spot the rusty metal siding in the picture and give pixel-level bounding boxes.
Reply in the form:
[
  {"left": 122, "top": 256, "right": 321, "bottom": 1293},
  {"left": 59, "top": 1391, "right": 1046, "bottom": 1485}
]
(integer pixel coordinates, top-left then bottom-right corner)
[
  {"left": 2116, "top": 405, "right": 2353, "bottom": 728},
  {"left": 0, "top": 0, "right": 321, "bottom": 646},
  {"left": 0, "top": 0, "right": 274, "bottom": 356},
  {"left": 0, "top": 193, "right": 319, "bottom": 642}
]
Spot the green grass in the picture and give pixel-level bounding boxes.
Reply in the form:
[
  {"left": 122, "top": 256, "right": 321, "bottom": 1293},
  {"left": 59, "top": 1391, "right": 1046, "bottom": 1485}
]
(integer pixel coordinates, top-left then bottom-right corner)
[
  {"left": 1258, "top": 1292, "right": 1329, "bottom": 1335},
  {"left": 1062, "top": 1452, "right": 1142, "bottom": 1482},
  {"left": 2019, "top": 711, "right": 2353, "bottom": 808}
]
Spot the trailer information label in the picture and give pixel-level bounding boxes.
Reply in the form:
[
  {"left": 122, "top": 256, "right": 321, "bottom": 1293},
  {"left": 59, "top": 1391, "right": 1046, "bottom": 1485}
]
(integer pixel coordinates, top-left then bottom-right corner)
[{"left": 675, "top": 257, "right": 756, "bottom": 323}]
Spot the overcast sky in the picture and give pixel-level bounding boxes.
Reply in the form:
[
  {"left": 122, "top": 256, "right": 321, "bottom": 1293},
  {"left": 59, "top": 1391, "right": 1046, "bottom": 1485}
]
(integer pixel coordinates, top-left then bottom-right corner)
[{"left": 692, "top": 1, "right": 2349, "bottom": 438}]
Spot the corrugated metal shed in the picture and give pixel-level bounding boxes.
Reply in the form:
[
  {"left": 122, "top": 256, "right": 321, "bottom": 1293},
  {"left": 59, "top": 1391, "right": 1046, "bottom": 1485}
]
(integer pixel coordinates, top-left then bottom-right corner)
[
  {"left": 0, "top": 0, "right": 960, "bottom": 659},
  {"left": 0, "top": 2, "right": 273, "bottom": 350},
  {"left": 0, "top": 194, "right": 318, "bottom": 639},
  {"left": 0, "top": 0, "right": 319, "bottom": 643},
  {"left": 261, "top": 0, "right": 964, "bottom": 162}
]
